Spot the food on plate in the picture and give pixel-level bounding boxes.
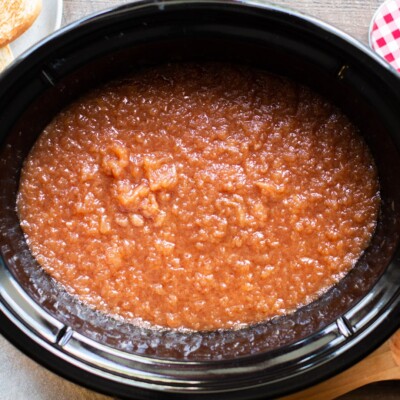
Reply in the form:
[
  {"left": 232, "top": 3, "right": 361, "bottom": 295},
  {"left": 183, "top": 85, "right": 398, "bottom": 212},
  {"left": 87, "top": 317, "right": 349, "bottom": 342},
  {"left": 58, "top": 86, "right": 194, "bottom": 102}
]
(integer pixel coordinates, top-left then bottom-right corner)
[
  {"left": 0, "top": 45, "right": 13, "bottom": 70},
  {"left": 17, "top": 63, "right": 380, "bottom": 331},
  {"left": 0, "top": 0, "right": 42, "bottom": 47}
]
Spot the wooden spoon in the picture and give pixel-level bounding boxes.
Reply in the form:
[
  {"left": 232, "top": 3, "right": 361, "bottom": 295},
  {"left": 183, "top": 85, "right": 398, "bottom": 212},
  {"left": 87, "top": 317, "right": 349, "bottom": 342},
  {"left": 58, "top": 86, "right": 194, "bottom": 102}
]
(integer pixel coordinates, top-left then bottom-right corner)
[{"left": 282, "top": 330, "right": 400, "bottom": 399}]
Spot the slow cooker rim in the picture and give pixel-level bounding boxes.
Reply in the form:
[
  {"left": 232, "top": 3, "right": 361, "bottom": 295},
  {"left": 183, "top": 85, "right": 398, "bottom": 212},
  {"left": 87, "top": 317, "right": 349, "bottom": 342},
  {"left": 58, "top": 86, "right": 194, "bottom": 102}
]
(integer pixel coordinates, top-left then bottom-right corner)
[{"left": 2, "top": 0, "right": 399, "bottom": 84}]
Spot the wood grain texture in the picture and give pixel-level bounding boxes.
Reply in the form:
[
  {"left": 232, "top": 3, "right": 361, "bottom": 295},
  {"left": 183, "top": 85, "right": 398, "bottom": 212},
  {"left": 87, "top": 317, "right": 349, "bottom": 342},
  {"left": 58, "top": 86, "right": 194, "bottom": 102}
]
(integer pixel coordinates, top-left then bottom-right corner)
[
  {"left": 390, "top": 330, "right": 400, "bottom": 367},
  {"left": 1, "top": 1, "right": 396, "bottom": 400},
  {"left": 283, "top": 339, "right": 400, "bottom": 400}
]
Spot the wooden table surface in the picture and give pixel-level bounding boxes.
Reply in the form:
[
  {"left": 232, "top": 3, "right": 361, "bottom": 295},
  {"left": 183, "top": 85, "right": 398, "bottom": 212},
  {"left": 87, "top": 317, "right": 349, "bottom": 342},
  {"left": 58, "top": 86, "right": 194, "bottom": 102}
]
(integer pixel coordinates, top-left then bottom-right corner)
[{"left": 1, "top": 1, "right": 398, "bottom": 399}]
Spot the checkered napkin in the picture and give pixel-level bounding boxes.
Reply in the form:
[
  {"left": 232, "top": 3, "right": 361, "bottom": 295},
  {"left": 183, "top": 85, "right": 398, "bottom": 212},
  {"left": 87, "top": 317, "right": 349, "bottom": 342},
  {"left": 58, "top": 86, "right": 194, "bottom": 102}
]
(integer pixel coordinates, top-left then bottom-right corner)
[{"left": 370, "top": 0, "right": 400, "bottom": 71}]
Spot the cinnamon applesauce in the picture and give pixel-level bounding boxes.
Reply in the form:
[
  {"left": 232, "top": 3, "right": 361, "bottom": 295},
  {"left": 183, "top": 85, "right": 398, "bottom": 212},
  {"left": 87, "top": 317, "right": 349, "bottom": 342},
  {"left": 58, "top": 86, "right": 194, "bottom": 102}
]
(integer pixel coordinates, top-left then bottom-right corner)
[{"left": 17, "top": 64, "right": 380, "bottom": 331}]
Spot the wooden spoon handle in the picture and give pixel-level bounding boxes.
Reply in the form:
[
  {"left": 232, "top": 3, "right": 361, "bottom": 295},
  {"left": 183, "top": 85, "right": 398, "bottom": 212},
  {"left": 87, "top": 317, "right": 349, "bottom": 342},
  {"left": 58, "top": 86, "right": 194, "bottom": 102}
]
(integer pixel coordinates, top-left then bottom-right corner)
[{"left": 282, "top": 330, "right": 400, "bottom": 400}]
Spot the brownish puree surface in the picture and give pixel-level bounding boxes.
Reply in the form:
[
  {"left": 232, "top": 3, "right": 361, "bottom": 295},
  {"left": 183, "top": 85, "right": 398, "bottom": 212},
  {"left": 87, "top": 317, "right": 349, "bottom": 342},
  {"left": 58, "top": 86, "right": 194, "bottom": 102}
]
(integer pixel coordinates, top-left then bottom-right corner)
[{"left": 17, "top": 63, "right": 380, "bottom": 331}]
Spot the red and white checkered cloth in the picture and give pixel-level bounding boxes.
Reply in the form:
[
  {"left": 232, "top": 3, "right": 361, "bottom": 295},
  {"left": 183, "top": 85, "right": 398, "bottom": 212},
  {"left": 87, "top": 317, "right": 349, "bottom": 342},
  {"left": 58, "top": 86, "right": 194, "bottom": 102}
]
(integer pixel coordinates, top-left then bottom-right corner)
[{"left": 370, "top": 0, "right": 400, "bottom": 71}]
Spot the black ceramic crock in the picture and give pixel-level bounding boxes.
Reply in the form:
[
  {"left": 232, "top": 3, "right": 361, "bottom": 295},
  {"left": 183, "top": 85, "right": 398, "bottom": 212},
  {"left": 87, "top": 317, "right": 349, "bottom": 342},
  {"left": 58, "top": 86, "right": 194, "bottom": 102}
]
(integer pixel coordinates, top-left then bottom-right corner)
[{"left": 1, "top": 1, "right": 400, "bottom": 399}]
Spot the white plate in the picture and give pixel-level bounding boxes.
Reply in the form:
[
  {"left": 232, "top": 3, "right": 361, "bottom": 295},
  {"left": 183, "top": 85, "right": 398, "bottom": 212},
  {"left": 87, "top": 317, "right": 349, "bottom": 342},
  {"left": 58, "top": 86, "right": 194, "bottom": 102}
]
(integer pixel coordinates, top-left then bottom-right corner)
[{"left": 9, "top": 0, "right": 63, "bottom": 58}]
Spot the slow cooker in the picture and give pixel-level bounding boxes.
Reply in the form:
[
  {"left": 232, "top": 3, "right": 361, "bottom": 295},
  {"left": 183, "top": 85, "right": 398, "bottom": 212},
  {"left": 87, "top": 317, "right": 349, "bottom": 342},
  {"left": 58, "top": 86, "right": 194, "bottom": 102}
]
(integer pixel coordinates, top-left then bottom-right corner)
[{"left": 0, "top": 1, "right": 400, "bottom": 398}]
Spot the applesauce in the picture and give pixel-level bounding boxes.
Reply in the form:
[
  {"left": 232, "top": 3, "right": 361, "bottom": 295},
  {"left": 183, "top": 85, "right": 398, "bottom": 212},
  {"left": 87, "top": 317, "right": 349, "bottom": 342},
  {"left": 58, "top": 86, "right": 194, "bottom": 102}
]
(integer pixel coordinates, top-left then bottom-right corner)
[{"left": 17, "top": 63, "right": 380, "bottom": 331}]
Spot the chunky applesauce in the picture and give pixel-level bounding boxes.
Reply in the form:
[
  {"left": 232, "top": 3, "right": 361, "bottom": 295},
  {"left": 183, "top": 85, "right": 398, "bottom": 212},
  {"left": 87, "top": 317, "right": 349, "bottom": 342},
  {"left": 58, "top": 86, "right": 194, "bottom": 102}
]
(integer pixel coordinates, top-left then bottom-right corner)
[{"left": 17, "top": 64, "right": 380, "bottom": 331}]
